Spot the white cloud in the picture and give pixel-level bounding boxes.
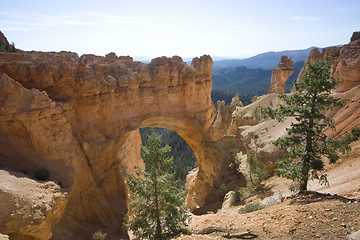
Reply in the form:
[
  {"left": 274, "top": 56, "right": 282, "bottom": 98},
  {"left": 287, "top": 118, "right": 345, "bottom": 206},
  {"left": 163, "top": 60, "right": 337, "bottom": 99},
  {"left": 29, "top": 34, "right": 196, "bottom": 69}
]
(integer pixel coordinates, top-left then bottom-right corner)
[
  {"left": 0, "top": 10, "right": 149, "bottom": 31},
  {"left": 291, "top": 15, "right": 303, "bottom": 20},
  {"left": 291, "top": 16, "right": 320, "bottom": 21},
  {"left": 307, "top": 17, "right": 320, "bottom": 21},
  {"left": 80, "top": 11, "right": 150, "bottom": 25},
  {"left": 1, "top": 26, "right": 30, "bottom": 31},
  {"left": 336, "top": 7, "right": 350, "bottom": 12}
]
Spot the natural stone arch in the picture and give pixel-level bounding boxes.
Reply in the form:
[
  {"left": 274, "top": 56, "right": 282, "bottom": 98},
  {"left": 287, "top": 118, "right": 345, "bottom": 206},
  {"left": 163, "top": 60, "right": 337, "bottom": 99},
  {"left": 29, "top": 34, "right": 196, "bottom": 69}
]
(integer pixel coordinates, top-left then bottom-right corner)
[
  {"left": 138, "top": 116, "right": 220, "bottom": 210},
  {"left": 0, "top": 51, "right": 247, "bottom": 239}
]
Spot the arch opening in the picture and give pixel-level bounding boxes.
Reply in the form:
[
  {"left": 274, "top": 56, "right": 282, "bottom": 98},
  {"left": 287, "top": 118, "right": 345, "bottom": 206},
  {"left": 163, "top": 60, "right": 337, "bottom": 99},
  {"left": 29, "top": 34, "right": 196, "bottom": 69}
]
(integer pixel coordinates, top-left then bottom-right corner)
[{"left": 139, "top": 127, "right": 197, "bottom": 189}]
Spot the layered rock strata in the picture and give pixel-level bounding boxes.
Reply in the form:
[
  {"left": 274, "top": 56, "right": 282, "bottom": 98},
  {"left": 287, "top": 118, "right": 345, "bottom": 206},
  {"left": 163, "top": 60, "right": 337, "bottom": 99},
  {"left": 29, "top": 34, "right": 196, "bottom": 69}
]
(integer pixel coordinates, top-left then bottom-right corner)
[{"left": 0, "top": 51, "right": 246, "bottom": 239}]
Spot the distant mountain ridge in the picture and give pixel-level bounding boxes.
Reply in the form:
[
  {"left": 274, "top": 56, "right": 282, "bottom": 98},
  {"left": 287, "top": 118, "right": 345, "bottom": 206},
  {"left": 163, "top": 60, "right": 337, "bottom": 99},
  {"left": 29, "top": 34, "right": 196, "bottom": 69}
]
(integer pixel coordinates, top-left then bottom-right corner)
[
  {"left": 212, "top": 46, "right": 339, "bottom": 70},
  {"left": 212, "top": 60, "right": 305, "bottom": 97}
]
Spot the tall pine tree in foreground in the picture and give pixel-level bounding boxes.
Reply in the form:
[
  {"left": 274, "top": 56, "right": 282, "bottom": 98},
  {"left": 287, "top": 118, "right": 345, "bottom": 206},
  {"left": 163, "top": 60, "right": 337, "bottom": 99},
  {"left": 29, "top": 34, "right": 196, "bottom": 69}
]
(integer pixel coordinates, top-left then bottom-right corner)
[
  {"left": 262, "top": 58, "right": 360, "bottom": 192},
  {"left": 124, "top": 132, "right": 190, "bottom": 240}
]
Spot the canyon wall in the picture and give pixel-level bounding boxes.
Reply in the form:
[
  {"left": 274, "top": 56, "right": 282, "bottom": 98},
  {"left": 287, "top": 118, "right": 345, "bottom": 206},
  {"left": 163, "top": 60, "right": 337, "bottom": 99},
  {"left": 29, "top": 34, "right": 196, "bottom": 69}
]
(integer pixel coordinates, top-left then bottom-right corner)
[
  {"left": 0, "top": 50, "right": 246, "bottom": 239},
  {"left": 1, "top": 32, "right": 359, "bottom": 240},
  {"left": 296, "top": 38, "right": 360, "bottom": 92}
]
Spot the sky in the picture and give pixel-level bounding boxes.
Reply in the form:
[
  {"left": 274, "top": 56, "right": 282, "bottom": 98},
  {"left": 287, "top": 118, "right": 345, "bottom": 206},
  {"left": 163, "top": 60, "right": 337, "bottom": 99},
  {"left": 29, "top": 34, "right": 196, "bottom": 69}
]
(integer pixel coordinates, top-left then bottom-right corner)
[{"left": 1, "top": 0, "right": 359, "bottom": 60}]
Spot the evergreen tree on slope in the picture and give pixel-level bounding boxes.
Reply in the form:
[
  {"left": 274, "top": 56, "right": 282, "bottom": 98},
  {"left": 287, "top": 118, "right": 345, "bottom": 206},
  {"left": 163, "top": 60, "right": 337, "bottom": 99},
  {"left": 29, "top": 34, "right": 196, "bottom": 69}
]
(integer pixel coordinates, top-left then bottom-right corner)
[
  {"left": 124, "top": 132, "right": 190, "bottom": 240},
  {"left": 262, "top": 58, "right": 360, "bottom": 192}
]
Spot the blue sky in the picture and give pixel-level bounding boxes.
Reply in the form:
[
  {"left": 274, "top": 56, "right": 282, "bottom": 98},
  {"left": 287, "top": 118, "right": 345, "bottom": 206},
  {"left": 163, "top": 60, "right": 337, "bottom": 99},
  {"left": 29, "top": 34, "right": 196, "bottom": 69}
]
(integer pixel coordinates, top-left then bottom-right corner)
[{"left": 1, "top": 0, "right": 359, "bottom": 60}]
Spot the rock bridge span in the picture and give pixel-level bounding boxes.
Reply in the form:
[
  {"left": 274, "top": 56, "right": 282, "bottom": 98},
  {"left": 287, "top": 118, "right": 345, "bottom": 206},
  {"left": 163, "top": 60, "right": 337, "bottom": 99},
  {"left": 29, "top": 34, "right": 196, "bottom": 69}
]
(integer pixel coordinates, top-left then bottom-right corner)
[{"left": 0, "top": 52, "right": 245, "bottom": 239}]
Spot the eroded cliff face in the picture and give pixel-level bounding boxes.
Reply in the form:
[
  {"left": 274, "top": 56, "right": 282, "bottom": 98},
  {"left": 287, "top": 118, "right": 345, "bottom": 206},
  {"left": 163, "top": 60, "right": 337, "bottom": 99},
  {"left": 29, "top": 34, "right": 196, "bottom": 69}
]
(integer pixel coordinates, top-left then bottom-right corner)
[
  {"left": 297, "top": 38, "right": 360, "bottom": 92},
  {"left": 2, "top": 34, "right": 359, "bottom": 240},
  {"left": 0, "top": 50, "right": 245, "bottom": 239},
  {"left": 268, "top": 56, "right": 294, "bottom": 94}
]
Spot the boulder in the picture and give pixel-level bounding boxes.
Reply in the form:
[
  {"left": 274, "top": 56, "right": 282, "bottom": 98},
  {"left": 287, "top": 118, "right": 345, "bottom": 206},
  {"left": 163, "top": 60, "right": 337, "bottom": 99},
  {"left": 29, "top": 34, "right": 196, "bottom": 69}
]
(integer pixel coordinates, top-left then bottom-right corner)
[
  {"left": 350, "top": 230, "right": 360, "bottom": 240},
  {"left": 0, "top": 170, "right": 68, "bottom": 240}
]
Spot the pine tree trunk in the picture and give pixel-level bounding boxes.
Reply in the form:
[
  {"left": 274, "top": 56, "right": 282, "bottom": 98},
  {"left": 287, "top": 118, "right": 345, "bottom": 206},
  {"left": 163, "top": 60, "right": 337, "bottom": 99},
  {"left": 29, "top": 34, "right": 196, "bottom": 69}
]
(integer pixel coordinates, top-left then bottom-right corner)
[
  {"left": 300, "top": 160, "right": 309, "bottom": 192},
  {"left": 153, "top": 171, "right": 162, "bottom": 239},
  {"left": 300, "top": 141, "right": 311, "bottom": 192},
  {"left": 301, "top": 97, "right": 316, "bottom": 192}
]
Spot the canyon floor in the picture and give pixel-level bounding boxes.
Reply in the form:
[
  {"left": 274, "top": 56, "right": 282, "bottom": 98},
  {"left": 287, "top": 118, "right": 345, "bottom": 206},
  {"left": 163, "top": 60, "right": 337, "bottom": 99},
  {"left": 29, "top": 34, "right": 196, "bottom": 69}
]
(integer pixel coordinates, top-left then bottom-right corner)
[{"left": 169, "top": 142, "right": 360, "bottom": 240}]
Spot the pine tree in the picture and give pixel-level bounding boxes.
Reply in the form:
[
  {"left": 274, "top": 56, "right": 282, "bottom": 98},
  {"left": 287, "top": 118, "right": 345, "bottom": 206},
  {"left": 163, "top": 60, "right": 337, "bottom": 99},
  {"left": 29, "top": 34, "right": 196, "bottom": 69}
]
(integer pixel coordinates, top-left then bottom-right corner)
[
  {"left": 0, "top": 38, "right": 6, "bottom": 52},
  {"left": 262, "top": 58, "right": 360, "bottom": 192},
  {"left": 246, "top": 151, "right": 266, "bottom": 187},
  {"left": 124, "top": 132, "right": 190, "bottom": 240},
  {"left": 11, "top": 42, "right": 16, "bottom": 53}
]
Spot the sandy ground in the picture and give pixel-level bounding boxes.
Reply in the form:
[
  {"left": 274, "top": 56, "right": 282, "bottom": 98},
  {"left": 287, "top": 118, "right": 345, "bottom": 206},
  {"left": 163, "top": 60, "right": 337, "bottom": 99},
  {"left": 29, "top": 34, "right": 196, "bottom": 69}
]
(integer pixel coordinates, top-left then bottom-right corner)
[
  {"left": 309, "top": 142, "right": 360, "bottom": 199},
  {"left": 173, "top": 192, "right": 359, "bottom": 240},
  {"left": 170, "top": 141, "right": 360, "bottom": 240}
]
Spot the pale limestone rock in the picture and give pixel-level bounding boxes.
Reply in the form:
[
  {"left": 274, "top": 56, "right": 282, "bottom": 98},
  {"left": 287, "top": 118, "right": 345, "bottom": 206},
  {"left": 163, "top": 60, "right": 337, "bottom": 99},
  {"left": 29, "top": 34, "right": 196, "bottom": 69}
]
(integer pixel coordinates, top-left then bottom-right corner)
[
  {"left": 0, "top": 234, "right": 9, "bottom": 240},
  {"left": 350, "top": 230, "right": 360, "bottom": 240}
]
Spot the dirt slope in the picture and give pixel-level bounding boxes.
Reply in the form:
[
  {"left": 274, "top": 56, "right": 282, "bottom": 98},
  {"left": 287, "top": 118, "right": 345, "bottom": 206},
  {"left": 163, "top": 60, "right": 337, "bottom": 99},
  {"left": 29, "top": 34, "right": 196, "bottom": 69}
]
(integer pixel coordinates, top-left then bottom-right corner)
[{"left": 173, "top": 191, "right": 359, "bottom": 240}]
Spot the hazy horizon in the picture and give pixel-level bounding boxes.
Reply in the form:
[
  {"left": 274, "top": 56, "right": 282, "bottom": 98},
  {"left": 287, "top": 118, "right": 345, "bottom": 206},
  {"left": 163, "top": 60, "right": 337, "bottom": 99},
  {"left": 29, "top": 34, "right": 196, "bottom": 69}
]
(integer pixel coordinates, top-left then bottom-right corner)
[{"left": 1, "top": 0, "right": 359, "bottom": 59}]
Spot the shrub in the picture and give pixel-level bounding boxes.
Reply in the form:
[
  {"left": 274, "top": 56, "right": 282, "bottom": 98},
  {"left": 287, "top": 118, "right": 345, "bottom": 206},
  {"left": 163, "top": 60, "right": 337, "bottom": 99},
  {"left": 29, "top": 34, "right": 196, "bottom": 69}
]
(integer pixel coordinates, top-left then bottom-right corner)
[
  {"left": 11, "top": 42, "right": 16, "bottom": 53},
  {"left": 264, "top": 162, "right": 277, "bottom": 176},
  {"left": 34, "top": 168, "right": 50, "bottom": 181},
  {"left": 92, "top": 230, "right": 107, "bottom": 240},
  {"left": 230, "top": 187, "right": 243, "bottom": 206},
  {"left": 246, "top": 152, "right": 267, "bottom": 187},
  {"left": 0, "top": 45, "right": 6, "bottom": 52},
  {"left": 351, "top": 31, "right": 360, "bottom": 42},
  {"left": 219, "top": 184, "right": 227, "bottom": 194},
  {"left": 229, "top": 146, "right": 240, "bottom": 172},
  {"left": 239, "top": 202, "right": 265, "bottom": 214}
]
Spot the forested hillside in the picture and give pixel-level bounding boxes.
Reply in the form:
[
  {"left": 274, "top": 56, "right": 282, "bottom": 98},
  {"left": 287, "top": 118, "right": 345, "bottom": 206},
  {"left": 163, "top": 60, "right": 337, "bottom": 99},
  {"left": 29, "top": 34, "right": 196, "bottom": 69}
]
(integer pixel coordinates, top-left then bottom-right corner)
[
  {"left": 139, "top": 128, "right": 197, "bottom": 188},
  {"left": 211, "top": 90, "right": 253, "bottom": 106},
  {"left": 212, "top": 66, "right": 272, "bottom": 95},
  {"left": 212, "top": 60, "right": 305, "bottom": 101}
]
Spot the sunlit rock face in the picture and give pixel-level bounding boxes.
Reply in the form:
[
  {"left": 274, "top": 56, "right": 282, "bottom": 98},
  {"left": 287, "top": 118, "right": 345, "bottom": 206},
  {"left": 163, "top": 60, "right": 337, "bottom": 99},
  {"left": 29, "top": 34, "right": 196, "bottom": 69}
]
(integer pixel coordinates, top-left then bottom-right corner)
[
  {"left": 268, "top": 56, "right": 294, "bottom": 94},
  {"left": 1, "top": 29, "right": 360, "bottom": 240},
  {"left": 1, "top": 50, "right": 244, "bottom": 239},
  {"left": 296, "top": 35, "right": 360, "bottom": 92}
]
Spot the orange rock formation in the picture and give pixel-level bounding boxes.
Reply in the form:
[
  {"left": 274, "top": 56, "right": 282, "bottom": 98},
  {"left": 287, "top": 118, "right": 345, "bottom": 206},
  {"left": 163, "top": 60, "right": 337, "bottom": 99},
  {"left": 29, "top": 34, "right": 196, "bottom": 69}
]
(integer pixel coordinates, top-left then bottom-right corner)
[
  {"left": 1, "top": 31, "right": 359, "bottom": 240},
  {"left": 297, "top": 36, "right": 360, "bottom": 92},
  {"left": 0, "top": 50, "right": 246, "bottom": 239},
  {"left": 268, "top": 56, "right": 294, "bottom": 94}
]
